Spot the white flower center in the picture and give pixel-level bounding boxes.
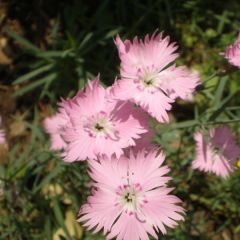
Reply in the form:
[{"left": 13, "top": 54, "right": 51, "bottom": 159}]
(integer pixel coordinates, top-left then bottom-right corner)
[
  {"left": 116, "top": 182, "right": 148, "bottom": 218},
  {"left": 139, "top": 72, "right": 159, "bottom": 89},
  {"left": 84, "top": 112, "right": 119, "bottom": 140},
  {"left": 212, "top": 146, "right": 222, "bottom": 155},
  {"left": 210, "top": 144, "right": 226, "bottom": 163},
  {"left": 91, "top": 117, "right": 112, "bottom": 134},
  {"left": 121, "top": 186, "right": 139, "bottom": 211},
  {"left": 135, "top": 68, "right": 170, "bottom": 94},
  {"left": 141, "top": 74, "right": 157, "bottom": 87}
]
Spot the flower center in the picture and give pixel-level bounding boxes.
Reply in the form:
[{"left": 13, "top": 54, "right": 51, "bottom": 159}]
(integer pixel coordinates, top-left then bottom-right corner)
[
  {"left": 93, "top": 122, "right": 105, "bottom": 132},
  {"left": 84, "top": 112, "right": 119, "bottom": 140},
  {"left": 115, "top": 183, "right": 148, "bottom": 217},
  {"left": 140, "top": 72, "right": 158, "bottom": 88},
  {"left": 142, "top": 77, "right": 155, "bottom": 87},
  {"left": 210, "top": 144, "right": 226, "bottom": 162},
  {"left": 135, "top": 68, "right": 170, "bottom": 95},
  {"left": 212, "top": 146, "right": 221, "bottom": 155},
  {"left": 124, "top": 192, "right": 134, "bottom": 202},
  {"left": 122, "top": 188, "right": 138, "bottom": 205}
]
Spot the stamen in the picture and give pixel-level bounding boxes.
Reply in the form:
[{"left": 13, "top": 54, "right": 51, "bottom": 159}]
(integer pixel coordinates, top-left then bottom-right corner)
[
  {"left": 124, "top": 192, "right": 133, "bottom": 202},
  {"left": 118, "top": 182, "right": 148, "bottom": 221},
  {"left": 94, "top": 123, "right": 104, "bottom": 131},
  {"left": 140, "top": 74, "right": 157, "bottom": 88},
  {"left": 211, "top": 145, "right": 224, "bottom": 157},
  {"left": 84, "top": 112, "right": 117, "bottom": 139}
]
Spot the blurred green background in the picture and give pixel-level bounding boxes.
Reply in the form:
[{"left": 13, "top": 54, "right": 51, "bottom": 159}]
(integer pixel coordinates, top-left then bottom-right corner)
[{"left": 0, "top": 0, "right": 240, "bottom": 239}]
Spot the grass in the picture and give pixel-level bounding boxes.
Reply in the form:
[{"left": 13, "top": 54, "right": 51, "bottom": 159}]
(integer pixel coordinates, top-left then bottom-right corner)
[{"left": 0, "top": 0, "right": 240, "bottom": 239}]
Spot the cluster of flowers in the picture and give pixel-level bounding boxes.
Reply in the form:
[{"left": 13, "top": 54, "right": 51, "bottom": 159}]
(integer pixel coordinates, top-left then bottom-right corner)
[{"left": 44, "top": 32, "right": 240, "bottom": 239}]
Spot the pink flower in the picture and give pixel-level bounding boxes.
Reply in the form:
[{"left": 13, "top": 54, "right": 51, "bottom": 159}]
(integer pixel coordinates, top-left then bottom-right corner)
[
  {"left": 225, "top": 33, "right": 240, "bottom": 68},
  {"left": 112, "top": 32, "right": 200, "bottom": 122},
  {"left": 43, "top": 89, "right": 87, "bottom": 151},
  {"left": 126, "top": 107, "right": 155, "bottom": 152},
  {"left": 0, "top": 117, "right": 5, "bottom": 144},
  {"left": 78, "top": 149, "right": 185, "bottom": 239},
  {"left": 0, "top": 130, "right": 5, "bottom": 144},
  {"left": 61, "top": 77, "right": 149, "bottom": 162},
  {"left": 192, "top": 126, "right": 240, "bottom": 178},
  {"left": 43, "top": 107, "right": 69, "bottom": 151},
  {"left": 130, "top": 127, "right": 155, "bottom": 152}
]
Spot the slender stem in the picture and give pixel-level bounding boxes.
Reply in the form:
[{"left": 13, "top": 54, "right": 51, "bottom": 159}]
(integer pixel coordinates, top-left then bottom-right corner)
[{"left": 206, "top": 119, "right": 240, "bottom": 125}]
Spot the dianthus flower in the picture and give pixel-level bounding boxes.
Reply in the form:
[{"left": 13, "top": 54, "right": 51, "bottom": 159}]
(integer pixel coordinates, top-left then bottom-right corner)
[
  {"left": 124, "top": 107, "right": 155, "bottom": 152},
  {"left": 0, "top": 117, "right": 5, "bottom": 144},
  {"left": 43, "top": 107, "right": 69, "bottom": 151},
  {"left": 112, "top": 32, "right": 200, "bottom": 122},
  {"left": 61, "top": 77, "right": 149, "bottom": 162},
  {"left": 192, "top": 126, "right": 240, "bottom": 178},
  {"left": 78, "top": 149, "right": 185, "bottom": 239},
  {"left": 225, "top": 33, "right": 240, "bottom": 68},
  {"left": 130, "top": 128, "right": 155, "bottom": 152}
]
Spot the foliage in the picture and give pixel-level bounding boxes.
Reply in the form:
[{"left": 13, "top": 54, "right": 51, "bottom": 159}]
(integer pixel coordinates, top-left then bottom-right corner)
[{"left": 0, "top": 0, "right": 240, "bottom": 239}]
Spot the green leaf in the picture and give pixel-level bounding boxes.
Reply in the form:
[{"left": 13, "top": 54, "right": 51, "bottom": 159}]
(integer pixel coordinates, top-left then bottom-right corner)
[
  {"left": 213, "top": 76, "right": 228, "bottom": 108},
  {"left": 171, "top": 120, "right": 198, "bottom": 129},
  {"left": 13, "top": 72, "right": 57, "bottom": 96},
  {"left": 32, "top": 164, "right": 63, "bottom": 194},
  {"left": 35, "top": 50, "right": 74, "bottom": 58},
  {"left": 208, "top": 91, "right": 239, "bottom": 121},
  {"left": 79, "top": 32, "right": 93, "bottom": 50},
  {"left": 104, "top": 28, "right": 121, "bottom": 39},
  {"left": 7, "top": 30, "right": 41, "bottom": 53},
  {"left": 44, "top": 216, "right": 52, "bottom": 240},
  {"left": 52, "top": 198, "right": 72, "bottom": 240},
  {"left": 14, "top": 64, "right": 53, "bottom": 84}
]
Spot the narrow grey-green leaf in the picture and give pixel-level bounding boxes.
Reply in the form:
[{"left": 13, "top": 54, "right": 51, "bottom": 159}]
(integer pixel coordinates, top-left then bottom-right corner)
[
  {"left": 52, "top": 198, "right": 72, "bottom": 240},
  {"left": 14, "top": 64, "right": 53, "bottom": 84},
  {"left": 13, "top": 73, "right": 57, "bottom": 96},
  {"left": 7, "top": 30, "right": 41, "bottom": 53},
  {"left": 213, "top": 76, "right": 228, "bottom": 108}
]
